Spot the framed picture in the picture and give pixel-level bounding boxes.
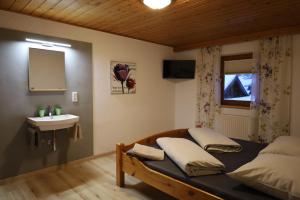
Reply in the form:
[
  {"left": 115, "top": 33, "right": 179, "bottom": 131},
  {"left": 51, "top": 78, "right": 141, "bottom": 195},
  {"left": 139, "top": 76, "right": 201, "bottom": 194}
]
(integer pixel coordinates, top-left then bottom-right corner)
[{"left": 111, "top": 61, "right": 136, "bottom": 94}]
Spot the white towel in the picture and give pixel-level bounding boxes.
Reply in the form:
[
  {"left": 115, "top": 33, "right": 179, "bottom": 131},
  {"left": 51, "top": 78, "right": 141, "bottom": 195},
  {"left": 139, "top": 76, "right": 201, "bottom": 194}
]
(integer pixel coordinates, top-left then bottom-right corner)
[
  {"left": 189, "top": 128, "right": 242, "bottom": 153},
  {"left": 132, "top": 143, "right": 164, "bottom": 160},
  {"left": 72, "top": 123, "right": 82, "bottom": 141},
  {"left": 157, "top": 137, "right": 225, "bottom": 176}
]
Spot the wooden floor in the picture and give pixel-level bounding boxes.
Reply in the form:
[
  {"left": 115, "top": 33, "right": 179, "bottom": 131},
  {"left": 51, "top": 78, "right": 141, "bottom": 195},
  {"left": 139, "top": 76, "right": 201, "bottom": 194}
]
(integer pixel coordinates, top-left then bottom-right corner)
[{"left": 0, "top": 154, "right": 175, "bottom": 200}]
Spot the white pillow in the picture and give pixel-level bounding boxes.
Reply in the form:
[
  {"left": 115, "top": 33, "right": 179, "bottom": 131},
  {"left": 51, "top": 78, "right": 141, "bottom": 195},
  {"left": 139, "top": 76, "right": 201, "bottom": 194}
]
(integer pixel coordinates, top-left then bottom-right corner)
[
  {"left": 260, "top": 136, "right": 300, "bottom": 156},
  {"left": 228, "top": 153, "right": 300, "bottom": 200}
]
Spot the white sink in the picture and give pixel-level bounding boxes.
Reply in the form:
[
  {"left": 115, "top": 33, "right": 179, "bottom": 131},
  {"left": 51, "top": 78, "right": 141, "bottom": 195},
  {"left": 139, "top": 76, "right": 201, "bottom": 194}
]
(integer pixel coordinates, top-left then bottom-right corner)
[{"left": 27, "top": 114, "right": 79, "bottom": 131}]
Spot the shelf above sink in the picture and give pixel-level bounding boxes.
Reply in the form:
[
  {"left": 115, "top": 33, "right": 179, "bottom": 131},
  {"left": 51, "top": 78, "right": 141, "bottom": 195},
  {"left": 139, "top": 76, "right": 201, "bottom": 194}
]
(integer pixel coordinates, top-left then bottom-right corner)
[{"left": 27, "top": 114, "right": 79, "bottom": 131}]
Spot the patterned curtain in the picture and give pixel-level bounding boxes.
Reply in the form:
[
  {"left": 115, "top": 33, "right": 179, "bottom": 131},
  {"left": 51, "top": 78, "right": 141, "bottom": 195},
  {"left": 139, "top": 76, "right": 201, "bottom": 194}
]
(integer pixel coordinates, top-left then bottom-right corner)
[
  {"left": 248, "top": 52, "right": 260, "bottom": 140},
  {"left": 251, "top": 36, "right": 292, "bottom": 143},
  {"left": 195, "top": 46, "right": 221, "bottom": 128}
]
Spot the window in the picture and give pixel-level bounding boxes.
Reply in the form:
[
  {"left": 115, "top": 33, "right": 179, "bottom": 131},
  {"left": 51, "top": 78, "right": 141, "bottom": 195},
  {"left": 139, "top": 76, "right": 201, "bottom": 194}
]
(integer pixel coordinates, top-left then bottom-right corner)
[{"left": 221, "top": 53, "right": 253, "bottom": 107}]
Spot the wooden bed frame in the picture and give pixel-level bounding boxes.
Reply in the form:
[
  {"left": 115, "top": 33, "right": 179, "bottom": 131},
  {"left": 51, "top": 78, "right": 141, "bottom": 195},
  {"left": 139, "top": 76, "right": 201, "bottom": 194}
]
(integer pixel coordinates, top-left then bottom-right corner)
[{"left": 116, "top": 129, "right": 223, "bottom": 200}]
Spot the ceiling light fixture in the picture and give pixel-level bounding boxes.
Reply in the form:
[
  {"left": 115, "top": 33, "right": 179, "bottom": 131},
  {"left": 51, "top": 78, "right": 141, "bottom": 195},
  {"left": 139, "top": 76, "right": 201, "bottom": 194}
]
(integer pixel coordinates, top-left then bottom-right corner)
[
  {"left": 142, "top": 0, "right": 173, "bottom": 9},
  {"left": 25, "top": 38, "right": 71, "bottom": 48}
]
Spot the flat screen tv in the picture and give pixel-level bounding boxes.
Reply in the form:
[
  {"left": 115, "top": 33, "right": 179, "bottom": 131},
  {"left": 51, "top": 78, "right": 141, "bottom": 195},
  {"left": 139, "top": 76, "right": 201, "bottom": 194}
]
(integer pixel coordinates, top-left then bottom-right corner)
[{"left": 163, "top": 60, "right": 195, "bottom": 79}]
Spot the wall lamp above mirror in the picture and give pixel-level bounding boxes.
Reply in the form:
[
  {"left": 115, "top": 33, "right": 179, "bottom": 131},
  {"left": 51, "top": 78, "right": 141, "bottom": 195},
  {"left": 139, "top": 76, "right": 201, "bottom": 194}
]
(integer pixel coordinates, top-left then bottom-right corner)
[{"left": 25, "top": 38, "right": 71, "bottom": 48}]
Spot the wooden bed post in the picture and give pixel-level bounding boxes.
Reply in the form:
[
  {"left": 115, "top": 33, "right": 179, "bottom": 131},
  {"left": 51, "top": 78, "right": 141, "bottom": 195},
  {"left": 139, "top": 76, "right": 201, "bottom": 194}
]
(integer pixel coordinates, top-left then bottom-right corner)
[{"left": 116, "top": 143, "right": 125, "bottom": 187}]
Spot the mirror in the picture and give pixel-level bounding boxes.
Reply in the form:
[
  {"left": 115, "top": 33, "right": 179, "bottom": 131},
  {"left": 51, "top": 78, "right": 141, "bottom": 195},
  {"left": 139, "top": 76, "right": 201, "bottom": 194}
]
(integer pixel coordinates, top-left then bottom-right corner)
[{"left": 29, "top": 48, "right": 67, "bottom": 92}]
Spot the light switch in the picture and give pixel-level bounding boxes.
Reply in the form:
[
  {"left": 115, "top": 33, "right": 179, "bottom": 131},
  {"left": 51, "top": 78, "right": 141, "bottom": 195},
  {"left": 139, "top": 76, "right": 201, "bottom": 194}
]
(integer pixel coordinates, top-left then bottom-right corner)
[{"left": 72, "top": 92, "right": 78, "bottom": 102}]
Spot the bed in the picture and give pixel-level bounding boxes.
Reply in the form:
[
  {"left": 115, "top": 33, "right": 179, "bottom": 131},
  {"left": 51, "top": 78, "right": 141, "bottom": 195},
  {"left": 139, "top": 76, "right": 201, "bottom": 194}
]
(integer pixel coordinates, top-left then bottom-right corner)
[{"left": 116, "top": 129, "right": 278, "bottom": 200}]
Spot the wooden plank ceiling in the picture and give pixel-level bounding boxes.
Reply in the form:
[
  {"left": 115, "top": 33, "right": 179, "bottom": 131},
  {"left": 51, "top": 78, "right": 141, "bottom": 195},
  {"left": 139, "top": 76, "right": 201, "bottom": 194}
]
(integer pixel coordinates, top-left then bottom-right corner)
[{"left": 1, "top": 0, "right": 300, "bottom": 51}]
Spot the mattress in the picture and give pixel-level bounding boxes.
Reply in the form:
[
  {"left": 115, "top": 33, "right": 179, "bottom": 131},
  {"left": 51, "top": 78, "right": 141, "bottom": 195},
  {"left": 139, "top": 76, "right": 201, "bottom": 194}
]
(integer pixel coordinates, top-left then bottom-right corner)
[{"left": 141, "top": 136, "right": 278, "bottom": 200}]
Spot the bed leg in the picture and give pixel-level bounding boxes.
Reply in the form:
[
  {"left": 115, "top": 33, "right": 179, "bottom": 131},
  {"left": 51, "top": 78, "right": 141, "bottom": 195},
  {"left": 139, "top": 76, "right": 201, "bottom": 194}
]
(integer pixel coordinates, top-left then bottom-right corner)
[{"left": 116, "top": 143, "right": 125, "bottom": 187}]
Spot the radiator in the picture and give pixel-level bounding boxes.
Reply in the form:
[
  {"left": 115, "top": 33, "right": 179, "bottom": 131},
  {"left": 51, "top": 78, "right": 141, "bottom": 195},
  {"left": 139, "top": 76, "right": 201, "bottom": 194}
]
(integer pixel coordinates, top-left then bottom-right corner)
[{"left": 215, "top": 114, "right": 250, "bottom": 140}]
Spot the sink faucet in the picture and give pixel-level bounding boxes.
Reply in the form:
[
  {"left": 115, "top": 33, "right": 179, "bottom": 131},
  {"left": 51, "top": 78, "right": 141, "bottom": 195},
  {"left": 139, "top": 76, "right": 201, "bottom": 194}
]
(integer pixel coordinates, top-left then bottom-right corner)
[{"left": 48, "top": 105, "right": 53, "bottom": 118}]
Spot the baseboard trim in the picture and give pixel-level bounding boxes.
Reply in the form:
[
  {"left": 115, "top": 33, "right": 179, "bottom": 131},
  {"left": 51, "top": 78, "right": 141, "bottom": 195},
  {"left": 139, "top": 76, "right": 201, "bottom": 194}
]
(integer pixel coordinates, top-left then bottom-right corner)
[{"left": 0, "top": 151, "right": 115, "bottom": 184}]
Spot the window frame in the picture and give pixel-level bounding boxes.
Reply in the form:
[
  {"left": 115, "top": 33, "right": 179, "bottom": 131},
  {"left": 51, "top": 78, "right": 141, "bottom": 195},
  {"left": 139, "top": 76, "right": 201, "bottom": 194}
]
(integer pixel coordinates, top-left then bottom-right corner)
[{"left": 220, "top": 53, "right": 253, "bottom": 108}]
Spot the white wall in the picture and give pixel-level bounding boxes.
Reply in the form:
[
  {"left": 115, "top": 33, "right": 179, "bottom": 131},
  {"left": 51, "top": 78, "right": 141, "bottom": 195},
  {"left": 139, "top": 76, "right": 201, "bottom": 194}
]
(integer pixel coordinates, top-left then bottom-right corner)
[
  {"left": 0, "top": 10, "right": 175, "bottom": 154},
  {"left": 174, "top": 39, "right": 300, "bottom": 137},
  {"left": 173, "top": 50, "right": 198, "bottom": 129}
]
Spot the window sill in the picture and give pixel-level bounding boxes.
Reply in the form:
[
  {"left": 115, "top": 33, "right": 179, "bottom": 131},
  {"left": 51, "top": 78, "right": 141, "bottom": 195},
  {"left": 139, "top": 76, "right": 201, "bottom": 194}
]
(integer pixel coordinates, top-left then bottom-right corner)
[{"left": 221, "top": 105, "right": 250, "bottom": 110}]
